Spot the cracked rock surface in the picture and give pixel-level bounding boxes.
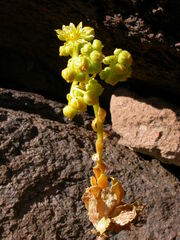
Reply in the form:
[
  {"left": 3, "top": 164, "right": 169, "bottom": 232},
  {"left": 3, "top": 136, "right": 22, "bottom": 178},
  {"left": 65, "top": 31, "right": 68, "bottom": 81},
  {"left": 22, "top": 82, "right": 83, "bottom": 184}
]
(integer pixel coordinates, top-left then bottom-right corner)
[{"left": 0, "top": 88, "right": 180, "bottom": 240}]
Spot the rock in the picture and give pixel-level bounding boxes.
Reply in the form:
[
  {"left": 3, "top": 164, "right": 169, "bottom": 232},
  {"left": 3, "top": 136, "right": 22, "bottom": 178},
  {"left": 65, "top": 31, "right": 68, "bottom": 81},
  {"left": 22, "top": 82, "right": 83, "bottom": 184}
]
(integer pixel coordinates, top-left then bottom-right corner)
[
  {"left": 0, "top": 88, "right": 180, "bottom": 239},
  {"left": 0, "top": 0, "right": 180, "bottom": 106},
  {"left": 110, "top": 88, "right": 180, "bottom": 166}
]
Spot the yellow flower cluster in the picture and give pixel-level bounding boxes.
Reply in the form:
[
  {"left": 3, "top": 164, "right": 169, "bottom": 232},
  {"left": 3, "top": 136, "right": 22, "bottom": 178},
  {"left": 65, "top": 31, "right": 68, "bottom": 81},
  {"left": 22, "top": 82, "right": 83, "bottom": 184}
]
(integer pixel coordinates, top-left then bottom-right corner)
[{"left": 100, "top": 48, "right": 133, "bottom": 86}]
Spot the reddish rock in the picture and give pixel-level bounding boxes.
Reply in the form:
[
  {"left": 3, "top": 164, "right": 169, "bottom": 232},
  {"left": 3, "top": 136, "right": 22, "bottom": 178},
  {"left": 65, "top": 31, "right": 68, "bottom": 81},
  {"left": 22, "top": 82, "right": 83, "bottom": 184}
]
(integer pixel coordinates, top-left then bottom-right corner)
[{"left": 110, "top": 88, "right": 180, "bottom": 166}]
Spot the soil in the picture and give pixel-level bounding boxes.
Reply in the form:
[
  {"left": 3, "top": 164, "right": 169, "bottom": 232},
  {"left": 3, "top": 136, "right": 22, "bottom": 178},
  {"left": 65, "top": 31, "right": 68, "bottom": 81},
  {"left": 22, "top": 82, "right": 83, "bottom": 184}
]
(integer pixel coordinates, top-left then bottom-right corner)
[{"left": 0, "top": 88, "right": 180, "bottom": 240}]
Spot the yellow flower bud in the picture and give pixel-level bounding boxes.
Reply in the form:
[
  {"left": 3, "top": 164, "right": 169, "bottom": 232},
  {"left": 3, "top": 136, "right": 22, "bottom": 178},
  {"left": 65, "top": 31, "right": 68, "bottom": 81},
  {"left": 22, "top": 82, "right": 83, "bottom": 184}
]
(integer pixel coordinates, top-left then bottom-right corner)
[
  {"left": 74, "top": 56, "right": 89, "bottom": 72},
  {"left": 75, "top": 72, "right": 87, "bottom": 82},
  {"left": 80, "top": 42, "right": 92, "bottom": 55},
  {"left": 89, "top": 62, "right": 102, "bottom": 74},
  {"left": 114, "top": 48, "right": 122, "bottom": 56},
  {"left": 103, "top": 55, "right": 115, "bottom": 65},
  {"left": 99, "top": 67, "right": 111, "bottom": 80},
  {"left": 63, "top": 105, "right": 77, "bottom": 120},
  {"left": 113, "top": 63, "right": 127, "bottom": 74},
  {"left": 92, "top": 39, "right": 103, "bottom": 51},
  {"left": 61, "top": 68, "right": 76, "bottom": 82},
  {"left": 118, "top": 50, "right": 132, "bottom": 66},
  {"left": 90, "top": 50, "right": 103, "bottom": 63},
  {"left": 59, "top": 46, "right": 67, "bottom": 56},
  {"left": 83, "top": 91, "right": 98, "bottom": 105},
  {"left": 59, "top": 43, "right": 73, "bottom": 56},
  {"left": 69, "top": 97, "right": 86, "bottom": 112}
]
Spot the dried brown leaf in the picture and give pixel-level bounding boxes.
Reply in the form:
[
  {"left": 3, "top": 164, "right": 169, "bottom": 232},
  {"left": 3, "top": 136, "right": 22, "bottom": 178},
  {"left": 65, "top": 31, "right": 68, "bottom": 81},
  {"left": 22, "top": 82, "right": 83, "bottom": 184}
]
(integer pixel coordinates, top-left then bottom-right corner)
[{"left": 112, "top": 204, "right": 137, "bottom": 226}]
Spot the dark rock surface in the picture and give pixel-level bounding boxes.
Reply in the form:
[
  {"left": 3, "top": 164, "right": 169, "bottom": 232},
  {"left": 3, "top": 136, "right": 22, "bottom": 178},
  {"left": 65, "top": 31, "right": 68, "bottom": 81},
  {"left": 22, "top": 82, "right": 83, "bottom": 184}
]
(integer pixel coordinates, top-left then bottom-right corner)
[
  {"left": 0, "top": 0, "right": 180, "bottom": 106},
  {"left": 0, "top": 88, "right": 180, "bottom": 240}
]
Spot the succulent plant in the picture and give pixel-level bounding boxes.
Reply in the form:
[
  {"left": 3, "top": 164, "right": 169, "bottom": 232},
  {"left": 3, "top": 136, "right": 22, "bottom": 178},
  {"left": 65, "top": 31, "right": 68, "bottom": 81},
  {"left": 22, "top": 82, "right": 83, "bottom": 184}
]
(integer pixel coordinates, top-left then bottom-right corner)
[{"left": 56, "top": 22, "right": 142, "bottom": 239}]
